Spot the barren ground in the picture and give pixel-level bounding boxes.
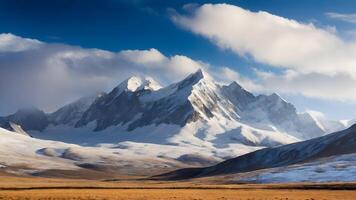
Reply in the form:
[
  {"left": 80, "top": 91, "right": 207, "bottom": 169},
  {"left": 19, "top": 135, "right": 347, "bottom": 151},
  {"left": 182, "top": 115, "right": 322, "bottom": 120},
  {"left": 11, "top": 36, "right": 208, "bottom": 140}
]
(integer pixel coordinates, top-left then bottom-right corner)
[{"left": 0, "top": 173, "right": 355, "bottom": 200}]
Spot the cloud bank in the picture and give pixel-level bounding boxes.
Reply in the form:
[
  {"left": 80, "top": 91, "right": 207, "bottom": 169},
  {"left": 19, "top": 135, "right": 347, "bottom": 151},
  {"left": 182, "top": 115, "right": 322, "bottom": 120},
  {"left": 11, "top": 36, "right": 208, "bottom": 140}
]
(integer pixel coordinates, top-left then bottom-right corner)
[
  {"left": 0, "top": 33, "right": 203, "bottom": 114},
  {"left": 172, "top": 3, "right": 356, "bottom": 102}
]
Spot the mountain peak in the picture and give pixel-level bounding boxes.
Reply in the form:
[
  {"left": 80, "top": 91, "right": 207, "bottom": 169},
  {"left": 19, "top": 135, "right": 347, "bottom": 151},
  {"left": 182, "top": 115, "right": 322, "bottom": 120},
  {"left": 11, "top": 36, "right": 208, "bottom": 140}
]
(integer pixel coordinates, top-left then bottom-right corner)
[
  {"left": 228, "top": 81, "right": 243, "bottom": 89},
  {"left": 191, "top": 68, "right": 204, "bottom": 78},
  {"left": 175, "top": 69, "right": 212, "bottom": 90},
  {"left": 268, "top": 93, "right": 286, "bottom": 102},
  {"left": 122, "top": 76, "right": 145, "bottom": 92},
  {"left": 227, "top": 81, "right": 252, "bottom": 94},
  {"left": 187, "top": 69, "right": 211, "bottom": 81},
  {"left": 142, "top": 77, "right": 162, "bottom": 91},
  {"left": 114, "top": 76, "right": 162, "bottom": 95}
]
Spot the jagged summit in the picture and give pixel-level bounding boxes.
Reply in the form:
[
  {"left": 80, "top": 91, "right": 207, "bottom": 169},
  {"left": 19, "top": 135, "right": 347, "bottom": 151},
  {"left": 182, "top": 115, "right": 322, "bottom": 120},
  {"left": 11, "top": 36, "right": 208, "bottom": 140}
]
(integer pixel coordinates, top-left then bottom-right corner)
[
  {"left": 75, "top": 69, "right": 229, "bottom": 131},
  {"left": 185, "top": 69, "right": 206, "bottom": 80},
  {"left": 172, "top": 69, "right": 210, "bottom": 90}
]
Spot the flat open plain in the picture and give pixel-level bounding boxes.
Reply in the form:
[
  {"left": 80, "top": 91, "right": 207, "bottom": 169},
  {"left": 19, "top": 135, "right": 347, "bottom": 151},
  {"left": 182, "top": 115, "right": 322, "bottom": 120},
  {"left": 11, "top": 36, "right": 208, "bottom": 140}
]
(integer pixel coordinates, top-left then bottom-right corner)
[{"left": 0, "top": 173, "right": 355, "bottom": 200}]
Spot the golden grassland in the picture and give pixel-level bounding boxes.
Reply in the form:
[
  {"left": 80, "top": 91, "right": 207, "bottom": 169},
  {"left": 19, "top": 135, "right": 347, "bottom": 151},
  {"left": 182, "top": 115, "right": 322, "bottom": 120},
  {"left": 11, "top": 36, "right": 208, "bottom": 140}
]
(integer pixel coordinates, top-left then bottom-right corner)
[
  {"left": 2, "top": 189, "right": 356, "bottom": 200},
  {"left": 0, "top": 173, "right": 355, "bottom": 200}
]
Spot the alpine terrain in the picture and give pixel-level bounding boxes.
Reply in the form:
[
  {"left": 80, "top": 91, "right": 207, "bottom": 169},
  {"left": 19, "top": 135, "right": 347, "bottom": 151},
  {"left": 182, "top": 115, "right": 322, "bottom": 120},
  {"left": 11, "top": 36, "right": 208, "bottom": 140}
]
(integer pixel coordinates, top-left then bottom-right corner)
[{"left": 0, "top": 69, "right": 353, "bottom": 179}]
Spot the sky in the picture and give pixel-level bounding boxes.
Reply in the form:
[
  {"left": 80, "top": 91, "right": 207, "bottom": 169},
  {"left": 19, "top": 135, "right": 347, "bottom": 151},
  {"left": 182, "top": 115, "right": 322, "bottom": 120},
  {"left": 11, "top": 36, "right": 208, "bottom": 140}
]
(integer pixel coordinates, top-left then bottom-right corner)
[{"left": 0, "top": 0, "right": 356, "bottom": 120}]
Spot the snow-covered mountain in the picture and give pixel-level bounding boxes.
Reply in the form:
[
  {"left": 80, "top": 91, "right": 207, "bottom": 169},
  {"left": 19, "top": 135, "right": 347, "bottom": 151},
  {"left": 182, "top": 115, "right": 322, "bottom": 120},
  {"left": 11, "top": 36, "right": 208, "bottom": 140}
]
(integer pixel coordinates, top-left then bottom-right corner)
[
  {"left": 0, "top": 69, "right": 355, "bottom": 181},
  {"left": 76, "top": 70, "right": 239, "bottom": 132},
  {"left": 0, "top": 69, "right": 348, "bottom": 159}
]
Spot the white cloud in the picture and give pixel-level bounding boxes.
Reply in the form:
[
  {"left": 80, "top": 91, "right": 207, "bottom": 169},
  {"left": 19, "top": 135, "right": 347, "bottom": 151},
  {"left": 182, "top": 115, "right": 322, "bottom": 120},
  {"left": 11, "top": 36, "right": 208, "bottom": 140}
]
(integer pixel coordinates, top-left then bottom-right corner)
[
  {"left": 326, "top": 12, "right": 356, "bottom": 24},
  {"left": 120, "top": 48, "right": 166, "bottom": 65},
  {"left": 305, "top": 110, "right": 325, "bottom": 118},
  {"left": 0, "top": 34, "right": 203, "bottom": 114},
  {"left": 253, "top": 69, "right": 356, "bottom": 102},
  {"left": 212, "top": 67, "right": 261, "bottom": 91},
  {"left": 0, "top": 33, "right": 42, "bottom": 52},
  {"left": 171, "top": 3, "right": 356, "bottom": 102},
  {"left": 173, "top": 4, "right": 356, "bottom": 77}
]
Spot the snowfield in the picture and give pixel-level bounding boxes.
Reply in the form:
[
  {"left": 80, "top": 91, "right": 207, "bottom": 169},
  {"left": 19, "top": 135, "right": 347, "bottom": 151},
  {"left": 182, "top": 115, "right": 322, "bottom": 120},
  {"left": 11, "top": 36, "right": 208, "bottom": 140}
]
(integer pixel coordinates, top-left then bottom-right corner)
[
  {"left": 0, "top": 127, "right": 222, "bottom": 175},
  {"left": 238, "top": 153, "right": 356, "bottom": 183}
]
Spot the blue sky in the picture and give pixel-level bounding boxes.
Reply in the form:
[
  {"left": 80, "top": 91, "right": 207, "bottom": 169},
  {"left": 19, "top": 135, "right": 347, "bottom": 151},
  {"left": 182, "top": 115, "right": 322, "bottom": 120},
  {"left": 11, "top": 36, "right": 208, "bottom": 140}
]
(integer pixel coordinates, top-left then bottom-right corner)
[
  {"left": 0, "top": 0, "right": 356, "bottom": 119},
  {"left": 2, "top": 0, "right": 355, "bottom": 73}
]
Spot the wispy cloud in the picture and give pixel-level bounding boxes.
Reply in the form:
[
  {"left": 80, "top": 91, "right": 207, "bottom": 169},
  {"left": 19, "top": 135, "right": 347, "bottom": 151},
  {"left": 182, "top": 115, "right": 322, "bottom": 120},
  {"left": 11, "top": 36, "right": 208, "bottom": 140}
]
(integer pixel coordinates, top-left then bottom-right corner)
[{"left": 325, "top": 12, "right": 356, "bottom": 24}]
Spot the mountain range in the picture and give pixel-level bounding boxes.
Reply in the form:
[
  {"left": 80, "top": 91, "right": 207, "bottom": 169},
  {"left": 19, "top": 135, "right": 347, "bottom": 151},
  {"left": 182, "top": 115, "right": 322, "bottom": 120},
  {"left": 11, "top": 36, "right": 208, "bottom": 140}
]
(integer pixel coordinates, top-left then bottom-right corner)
[
  {"left": 1, "top": 70, "right": 349, "bottom": 143},
  {"left": 0, "top": 69, "right": 354, "bottom": 181}
]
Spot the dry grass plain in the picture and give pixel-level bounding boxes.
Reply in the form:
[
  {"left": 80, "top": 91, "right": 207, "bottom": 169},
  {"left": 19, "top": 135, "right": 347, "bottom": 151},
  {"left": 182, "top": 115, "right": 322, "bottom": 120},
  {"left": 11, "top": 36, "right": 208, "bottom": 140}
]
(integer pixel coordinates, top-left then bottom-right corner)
[
  {"left": 2, "top": 189, "right": 356, "bottom": 200},
  {"left": 0, "top": 173, "right": 355, "bottom": 200}
]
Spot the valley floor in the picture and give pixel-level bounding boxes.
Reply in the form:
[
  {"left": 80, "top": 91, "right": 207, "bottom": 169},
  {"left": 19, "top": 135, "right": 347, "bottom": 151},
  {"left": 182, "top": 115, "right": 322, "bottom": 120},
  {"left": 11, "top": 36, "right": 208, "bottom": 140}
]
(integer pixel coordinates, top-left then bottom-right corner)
[{"left": 0, "top": 173, "right": 355, "bottom": 200}]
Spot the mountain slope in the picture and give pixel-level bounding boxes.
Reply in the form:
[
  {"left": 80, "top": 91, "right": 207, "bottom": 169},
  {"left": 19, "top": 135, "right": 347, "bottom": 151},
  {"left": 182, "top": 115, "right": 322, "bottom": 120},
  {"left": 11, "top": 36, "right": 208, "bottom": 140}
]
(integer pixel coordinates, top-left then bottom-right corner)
[
  {"left": 156, "top": 124, "right": 356, "bottom": 180},
  {"left": 0, "top": 127, "right": 219, "bottom": 177}
]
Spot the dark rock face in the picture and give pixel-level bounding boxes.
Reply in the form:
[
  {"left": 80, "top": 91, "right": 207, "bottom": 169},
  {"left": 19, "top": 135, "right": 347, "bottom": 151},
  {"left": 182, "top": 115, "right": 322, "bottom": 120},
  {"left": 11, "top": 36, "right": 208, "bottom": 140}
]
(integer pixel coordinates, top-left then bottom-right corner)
[
  {"left": 126, "top": 99, "right": 198, "bottom": 131},
  {"left": 0, "top": 108, "right": 49, "bottom": 131},
  {"left": 156, "top": 124, "right": 356, "bottom": 180},
  {"left": 76, "top": 91, "right": 144, "bottom": 131},
  {"left": 76, "top": 70, "right": 209, "bottom": 131},
  {"left": 221, "top": 81, "right": 255, "bottom": 111}
]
